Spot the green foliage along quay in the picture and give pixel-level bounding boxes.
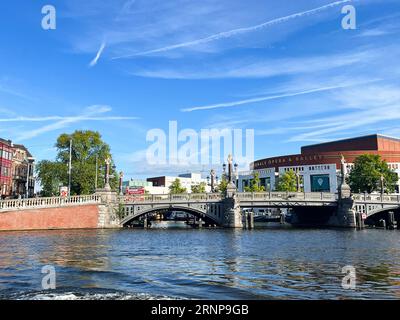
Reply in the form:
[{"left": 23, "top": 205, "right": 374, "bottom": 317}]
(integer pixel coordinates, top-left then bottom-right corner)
[
  {"left": 348, "top": 154, "right": 398, "bottom": 193},
  {"left": 244, "top": 172, "right": 266, "bottom": 192},
  {"left": 275, "top": 170, "right": 298, "bottom": 192},
  {"left": 216, "top": 174, "right": 228, "bottom": 194},
  {"left": 169, "top": 179, "right": 187, "bottom": 194},
  {"left": 191, "top": 182, "right": 207, "bottom": 194}
]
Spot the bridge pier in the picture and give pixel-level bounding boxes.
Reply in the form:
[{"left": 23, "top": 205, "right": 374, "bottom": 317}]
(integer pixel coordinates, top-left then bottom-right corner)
[
  {"left": 243, "top": 211, "right": 254, "bottom": 229},
  {"left": 326, "top": 197, "right": 357, "bottom": 228},
  {"left": 222, "top": 185, "right": 243, "bottom": 228},
  {"left": 387, "top": 211, "right": 397, "bottom": 230},
  {"left": 96, "top": 189, "right": 120, "bottom": 229},
  {"left": 248, "top": 212, "right": 254, "bottom": 229},
  {"left": 356, "top": 211, "right": 365, "bottom": 230},
  {"left": 280, "top": 211, "right": 285, "bottom": 224},
  {"left": 327, "top": 157, "right": 357, "bottom": 229},
  {"left": 143, "top": 215, "right": 149, "bottom": 229}
]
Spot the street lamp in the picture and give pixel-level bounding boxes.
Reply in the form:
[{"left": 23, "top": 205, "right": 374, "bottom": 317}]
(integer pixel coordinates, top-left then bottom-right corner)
[
  {"left": 234, "top": 163, "right": 239, "bottom": 187},
  {"left": 380, "top": 174, "right": 385, "bottom": 198},
  {"left": 95, "top": 154, "right": 98, "bottom": 190},
  {"left": 209, "top": 169, "right": 216, "bottom": 192},
  {"left": 295, "top": 170, "right": 301, "bottom": 192},
  {"left": 119, "top": 171, "right": 124, "bottom": 195},
  {"left": 104, "top": 158, "right": 111, "bottom": 190}
]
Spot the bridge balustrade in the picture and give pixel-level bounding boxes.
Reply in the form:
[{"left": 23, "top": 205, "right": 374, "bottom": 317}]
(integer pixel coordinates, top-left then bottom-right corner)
[
  {"left": 353, "top": 193, "right": 400, "bottom": 203},
  {"left": 0, "top": 195, "right": 101, "bottom": 211},
  {"left": 122, "top": 193, "right": 223, "bottom": 204},
  {"left": 237, "top": 192, "right": 337, "bottom": 201}
]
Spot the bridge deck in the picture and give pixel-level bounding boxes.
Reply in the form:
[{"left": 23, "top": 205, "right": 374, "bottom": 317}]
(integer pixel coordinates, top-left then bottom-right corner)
[{"left": 1, "top": 192, "right": 399, "bottom": 213}]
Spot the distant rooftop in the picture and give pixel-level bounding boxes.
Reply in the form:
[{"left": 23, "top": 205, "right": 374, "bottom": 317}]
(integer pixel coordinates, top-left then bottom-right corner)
[{"left": 301, "top": 134, "right": 400, "bottom": 154}]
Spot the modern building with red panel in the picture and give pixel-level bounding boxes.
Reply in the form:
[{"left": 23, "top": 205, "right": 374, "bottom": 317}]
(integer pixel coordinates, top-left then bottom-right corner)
[
  {"left": 238, "top": 134, "right": 400, "bottom": 193},
  {"left": 0, "top": 138, "right": 13, "bottom": 198}
]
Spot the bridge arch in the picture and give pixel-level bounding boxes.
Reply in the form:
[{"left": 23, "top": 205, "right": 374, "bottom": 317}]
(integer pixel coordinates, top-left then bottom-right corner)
[
  {"left": 366, "top": 205, "right": 400, "bottom": 218},
  {"left": 120, "top": 205, "right": 221, "bottom": 226}
]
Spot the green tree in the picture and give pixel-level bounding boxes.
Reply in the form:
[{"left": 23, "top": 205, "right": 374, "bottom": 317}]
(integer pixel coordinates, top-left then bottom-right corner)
[
  {"left": 36, "top": 130, "right": 118, "bottom": 196},
  {"left": 169, "top": 179, "right": 187, "bottom": 194},
  {"left": 36, "top": 161, "right": 67, "bottom": 197},
  {"left": 348, "top": 154, "right": 398, "bottom": 193},
  {"left": 191, "top": 182, "right": 207, "bottom": 194},
  {"left": 244, "top": 172, "right": 266, "bottom": 192},
  {"left": 276, "top": 170, "right": 297, "bottom": 192},
  {"left": 216, "top": 174, "right": 228, "bottom": 194}
]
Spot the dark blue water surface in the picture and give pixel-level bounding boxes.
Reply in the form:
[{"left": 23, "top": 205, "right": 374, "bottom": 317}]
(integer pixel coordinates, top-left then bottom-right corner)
[{"left": 0, "top": 223, "right": 399, "bottom": 300}]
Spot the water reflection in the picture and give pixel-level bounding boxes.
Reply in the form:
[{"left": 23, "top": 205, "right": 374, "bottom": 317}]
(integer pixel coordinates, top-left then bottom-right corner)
[{"left": 0, "top": 227, "right": 400, "bottom": 299}]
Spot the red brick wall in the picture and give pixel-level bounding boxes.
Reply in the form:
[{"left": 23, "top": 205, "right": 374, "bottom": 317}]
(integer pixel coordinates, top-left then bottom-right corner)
[
  {"left": 378, "top": 137, "right": 400, "bottom": 152},
  {"left": 0, "top": 205, "right": 99, "bottom": 231},
  {"left": 301, "top": 135, "right": 379, "bottom": 153},
  {"left": 253, "top": 151, "right": 400, "bottom": 170}
]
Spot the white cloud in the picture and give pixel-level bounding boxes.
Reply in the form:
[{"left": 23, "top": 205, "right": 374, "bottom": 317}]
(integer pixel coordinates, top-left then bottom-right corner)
[
  {"left": 7, "top": 105, "right": 138, "bottom": 141},
  {"left": 112, "top": 0, "right": 352, "bottom": 59},
  {"left": 182, "top": 78, "right": 380, "bottom": 112}
]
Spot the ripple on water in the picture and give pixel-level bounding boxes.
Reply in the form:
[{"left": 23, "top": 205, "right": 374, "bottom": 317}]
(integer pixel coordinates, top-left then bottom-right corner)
[{"left": 0, "top": 227, "right": 400, "bottom": 299}]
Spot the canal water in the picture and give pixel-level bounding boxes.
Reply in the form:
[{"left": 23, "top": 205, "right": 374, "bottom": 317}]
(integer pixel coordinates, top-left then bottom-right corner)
[{"left": 0, "top": 224, "right": 399, "bottom": 300}]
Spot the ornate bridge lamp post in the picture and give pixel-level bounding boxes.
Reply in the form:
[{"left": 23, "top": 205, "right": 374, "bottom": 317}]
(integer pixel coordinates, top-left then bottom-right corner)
[
  {"left": 104, "top": 158, "right": 111, "bottom": 190},
  {"left": 339, "top": 155, "right": 351, "bottom": 199},
  {"left": 221, "top": 154, "right": 242, "bottom": 228},
  {"left": 295, "top": 170, "right": 301, "bottom": 193},
  {"left": 224, "top": 155, "right": 236, "bottom": 185},
  {"left": 119, "top": 171, "right": 124, "bottom": 196},
  {"left": 104, "top": 158, "right": 116, "bottom": 191},
  {"left": 380, "top": 175, "right": 385, "bottom": 200},
  {"left": 207, "top": 169, "right": 217, "bottom": 192},
  {"left": 234, "top": 163, "right": 239, "bottom": 188},
  {"left": 222, "top": 162, "right": 227, "bottom": 181}
]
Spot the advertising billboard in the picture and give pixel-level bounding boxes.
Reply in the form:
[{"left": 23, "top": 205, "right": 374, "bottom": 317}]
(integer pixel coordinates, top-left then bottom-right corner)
[{"left": 310, "top": 175, "right": 330, "bottom": 192}]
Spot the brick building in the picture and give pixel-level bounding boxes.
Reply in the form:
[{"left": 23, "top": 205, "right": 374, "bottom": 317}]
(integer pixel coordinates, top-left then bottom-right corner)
[
  {"left": 239, "top": 134, "right": 400, "bottom": 193},
  {"left": 0, "top": 138, "right": 13, "bottom": 198},
  {"left": 12, "top": 144, "right": 35, "bottom": 198},
  {"left": 0, "top": 138, "right": 35, "bottom": 199}
]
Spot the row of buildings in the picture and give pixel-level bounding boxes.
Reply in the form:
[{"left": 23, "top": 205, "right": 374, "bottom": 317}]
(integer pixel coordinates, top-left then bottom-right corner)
[
  {"left": 239, "top": 134, "right": 400, "bottom": 193},
  {"left": 124, "top": 134, "right": 400, "bottom": 195},
  {"left": 0, "top": 138, "right": 35, "bottom": 199},
  {"left": 123, "top": 173, "right": 211, "bottom": 195}
]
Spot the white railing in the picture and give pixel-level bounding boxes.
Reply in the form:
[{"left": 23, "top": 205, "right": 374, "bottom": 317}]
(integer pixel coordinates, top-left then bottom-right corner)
[
  {"left": 237, "top": 192, "right": 337, "bottom": 202},
  {"left": 352, "top": 193, "right": 400, "bottom": 203},
  {"left": 122, "top": 192, "right": 338, "bottom": 204},
  {"left": 122, "top": 193, "right": 223, "bottom": 204},
  {"left": 0, "top": 195, "right": 101, "bottom": 211}
]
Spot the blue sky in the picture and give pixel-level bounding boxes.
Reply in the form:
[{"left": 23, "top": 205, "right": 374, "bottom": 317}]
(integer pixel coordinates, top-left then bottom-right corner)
[{"left": 1, "top": 0, "right": 400, "bottom": 179}]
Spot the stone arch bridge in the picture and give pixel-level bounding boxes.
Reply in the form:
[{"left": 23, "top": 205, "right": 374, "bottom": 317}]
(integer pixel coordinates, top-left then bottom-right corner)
[
  {"left": 0, "top": 192, "right": 399, "bottom": 231},
  {"left": 117, "top": 192, "right": 400, "bottom": 228}
]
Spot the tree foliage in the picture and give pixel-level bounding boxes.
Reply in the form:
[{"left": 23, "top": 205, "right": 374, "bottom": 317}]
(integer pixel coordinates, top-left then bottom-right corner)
[
  {"left": 36, "top": 130, "right": 118, "bottom": 196},
  {"left": 244, "top": 172, "right": 266, "bottom": 192},
  {"left": 169, "top": 179, "right": 187, "bottom": 194},
  {"left": 35, "top": 161, "right": 67, "bottom": 197},
  {"left": 276, "top": 170, "right": 298, "bottom": 192},
  {"left": 216, "top": 174, "right": 228, "bottom": 194},
  {"left": 348, "top": 154, "right": 398, "bottom": 193},
  {"left": 191, "top": 182, "right": 207, "bottom": 194}
]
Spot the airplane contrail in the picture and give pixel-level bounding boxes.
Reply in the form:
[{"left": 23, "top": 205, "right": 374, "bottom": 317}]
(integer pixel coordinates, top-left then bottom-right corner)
[
  {"left": 182, "top": 80, "right": 380, "bottom": 112},
  {"left": 89, "top": 42, "right": 106, "bottom": 67},
  {"left": 112, "top": 0, "right": 352, "bottom": 59}
]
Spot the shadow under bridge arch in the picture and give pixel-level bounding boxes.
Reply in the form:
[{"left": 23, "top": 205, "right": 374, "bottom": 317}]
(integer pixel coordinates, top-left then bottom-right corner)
[{"left": 120, "top": 205, "right": 222, "bottom": 226}]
